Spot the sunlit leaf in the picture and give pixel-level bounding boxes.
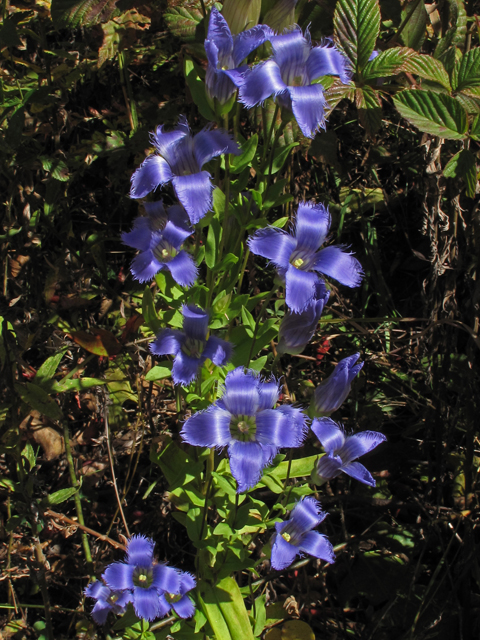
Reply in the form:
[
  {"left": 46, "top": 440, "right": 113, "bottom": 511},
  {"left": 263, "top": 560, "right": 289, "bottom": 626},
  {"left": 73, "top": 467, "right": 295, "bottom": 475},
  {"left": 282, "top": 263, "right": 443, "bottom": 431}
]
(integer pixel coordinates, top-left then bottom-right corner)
[
  {"left": 334, "top": 0, "right": 381, "bottom": 72},
  {"left": 393, "top": 89, "right": 468, "bottom": 139},
  {"left": 71, "top": 328, "right": 122, "bottom": 356}
]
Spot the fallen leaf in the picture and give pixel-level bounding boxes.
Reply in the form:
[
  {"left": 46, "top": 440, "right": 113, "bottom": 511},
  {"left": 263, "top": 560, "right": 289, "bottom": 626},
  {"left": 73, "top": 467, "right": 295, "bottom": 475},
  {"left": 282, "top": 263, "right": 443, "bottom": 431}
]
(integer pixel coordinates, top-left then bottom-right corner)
[
  {"left": 71, "top": 327, "right": 122, "bottom": 356},
  {"left": 20, "top": 410, "right": 64, "bottom": 461}
]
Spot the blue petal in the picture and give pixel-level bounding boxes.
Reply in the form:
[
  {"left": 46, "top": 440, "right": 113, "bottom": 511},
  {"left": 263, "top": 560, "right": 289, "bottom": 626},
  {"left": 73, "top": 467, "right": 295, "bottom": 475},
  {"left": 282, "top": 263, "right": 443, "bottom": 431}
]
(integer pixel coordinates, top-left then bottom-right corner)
[
  {"left": 127, "top": 534, "right": 155, "bottom": 566},
  {"left": 194, "top": 129, "right": 240, "bottom": 169},
  {"left": 342, "top": 461, "right": 376, "bottom": 486},
  {"left": 315, "top": 453, "right": 343, "bottom": 480},
  {"left": 172, "top": 172, "right": 213, "bottom": 225},
  {"left": 115, "top": 591, "right": 132, "bottom": 610},
  {"left": 285, "top": 265, "right": 319, "bottom": 312},
  {"left": 130, "top": 155, "right": 173, "bottom": 199},
  {"left": 150, "top": 329, "right": 184, "bottom": 357},
  {"left": 103, "top": 562, "right": 134, "bottom": 591},
  {"left": 288, "top": 84, "right": 326, "bottom": 138},
  {"left": 313, "top": 245, "right": 363, "bottom": 287},
  {"left": 339, "top": 431, "right": 386, "bottom": 464},
  {"left": 248, "top": 227, "right": 296, "bottom": 270},
  {"left": 298, "top": 531, "right": 335, "bottom": 563},
  {"left": 222, "top": 66, "right": 248, "bottom": 87},
  {"left": 91, "top": 599, "right": 112, "bottom": 624},
  {"left": 172, "top": 351, "right": 201, "bottom": 386},
  {"left": 206, "top": 64, "right": 237, "bottom": 103},
  {"left": 162, "top": 215, "right": 193, "bottom": 249},
  {"left": 173, "top": 595, "right": 195, "bottom": 619},
  {"left": 276, "top": 405, "right": 308, "bottom": 441},
  {"left": 313, "top": 355, "right": 363, "bottom": 414},
  {"left": 277, "top": 296, "right": 327, "bottom": 356},
  {"left": 203, "top": 335, "right": 233, "bottom": 366},
  {"left": 179, "top": 571, "right": 196, "bottom": 595},
  {"left": 182, "top": 304, "right": 209, "bottom": 341},
  {"left": 150, "top": 116, "right": 190, "bottom": 161},
  {"left": 133, "top": 586, "right": 161, "bottom": 621},
  {"left": 130, "top": 251, "right": 163, "bottom": 283},
  {"left": 157, "top": 593, "right": 172, "bottom": 618},
  {"left": 167, "top": 251, "right": 198, "bottom": 288},
  {"left": 232, "top": 24, "right": 273, "bottom": 67},
  {"left": 270, "top": 28, "right": 310, "bottom": 84},
  {"left": 205, "top": 37, "right": 220, "bottom": 69},
  {"left": 311, "top": 417, "right": 345, "bottom": 452},
  {"left": 256, "top": 409, "right": 305, "bottom": 448},
  {"left": 152, "top": 564, "right": 181, "bottom": 594},
  {"left": 181, "top": 406, "right": 232, "bottom": 448},
  {"left": 271, "top": 533, "right": 299, "bottom": 570},
  {"left": 85, "top": 582, "right": 109, "bottom": 599},
  {"left": 294, "top": 201, "right": 330, "bottom": 252},
  {"left": 207, "top": 8, "right": 234, "bottom": 59},
  {"left": 143, "top": 200, "right": 167, "bottom": 217},
  {"left": 239, "top": 59, "right": 287, "bottom": 108},
  {"left": 228, "top": 440, "right": 266, "bottom": 492},
  {"left": 306, "top": 43, "right": 352, "bottom": 84},
  {"left": 290, "top": 496, "right": 325, "bottom": 532},
  {"left": 222, "top": 367, "right": 260, "bottom": 416},
  {"left": 122, "top": 218, "right": 156, "bottom": 252},
  {"left": 257, "top": 380, "right": 280, "bottom": 411}
]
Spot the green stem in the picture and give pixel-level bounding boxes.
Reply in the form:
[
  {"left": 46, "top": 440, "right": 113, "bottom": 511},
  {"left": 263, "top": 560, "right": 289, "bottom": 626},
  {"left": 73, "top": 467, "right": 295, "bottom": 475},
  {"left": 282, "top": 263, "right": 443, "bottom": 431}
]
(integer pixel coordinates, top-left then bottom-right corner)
[
  {"left": 246, "top": 287, "right": 277, "bottom": 368},
  {"left": 118, "top": 50, "right": 138, "bottom": 131}
]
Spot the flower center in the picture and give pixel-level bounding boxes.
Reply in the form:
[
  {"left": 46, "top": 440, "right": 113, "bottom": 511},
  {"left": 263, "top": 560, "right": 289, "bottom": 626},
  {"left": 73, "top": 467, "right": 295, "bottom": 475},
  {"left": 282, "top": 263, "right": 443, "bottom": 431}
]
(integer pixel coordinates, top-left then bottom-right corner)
[
  {"left": 150, "top": 213, "right": 168, "bottom": 232},
  {"left": 107, "top": 592, "right": 119, "bottom": 605},
  {"left": 281, "top": 532, "right": 291, "bottom": 542},
  {"left": 165, "top": 592, "right": 182, "bottom": 604},
  {"left": 133, "top": 567, "right": 153, "bottom": 589},
  {"left": 290, "top": 249, "right": 313, "bottom": 271},
  {"left": 181, "top": 337, "right": 205, "bottom": 359},
  {"left": 230, "top": 414, "right": 257, "bottom": 442},
  {"left": 293, "top": 257, "right": 304, "bottom": 268},
  {"left": 153, "top": 240, "right": 177, "bottom": 264}
]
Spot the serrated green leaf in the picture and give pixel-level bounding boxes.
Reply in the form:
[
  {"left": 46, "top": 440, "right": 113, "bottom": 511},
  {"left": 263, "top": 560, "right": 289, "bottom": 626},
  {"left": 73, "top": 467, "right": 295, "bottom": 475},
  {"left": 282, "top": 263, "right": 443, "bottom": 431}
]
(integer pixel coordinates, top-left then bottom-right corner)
[
  {"left": 399, "top": 0, "right": 427, "bottom": 51},
  {"left": 443, "top": 149, "right": 477, "bottom": 198},
  {"left": 324, "top": 80, "right": 356, "bottom": 117},
  {"left": 356, "top": 85, "right": 382, "bottom": 134},
  {"left": 363, "top": 46, "right": 415, "bottom": 80},
  {"left": 393, "top": 90, "right": 468, "bottom": 139},
  {"left": 334, "top": 0, "right": 381, "bottom": 72},
  {"left": 51, "top": 0, "right": 118, "bottom": 28},
  {"left": 470, "top": 114, "right": 480, "bottom": 141},
  {"left": 47, "top": 486, "right": 78, "bottom": 505},
  {"left": 231, "top": 134, "right": 258, "bottom": 174},
  {"left": 402, "top": 54, "right": 451, "bottom": 91},
  {"left": 164, "top": 5, "right": 204, "bottom": 41},
  {"left": 455, "top": 48, "right": 480, "bottom": 93}
]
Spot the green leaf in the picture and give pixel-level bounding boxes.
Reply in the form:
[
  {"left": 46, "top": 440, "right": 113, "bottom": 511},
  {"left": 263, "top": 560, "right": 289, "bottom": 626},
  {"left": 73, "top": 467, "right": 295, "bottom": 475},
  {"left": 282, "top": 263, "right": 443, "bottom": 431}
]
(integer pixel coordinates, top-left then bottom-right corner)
[
  {"left": 145, "top": 364, "right": 172, "bottom": 382},
  {"left": 215, "top": 577, "right": 255, "bottom": 640},
  {"left": 263, "top": 179, "right": 287, "bottom": 210},
  {"left": 399, "top": 0, "right": 427, "bottom": 51},
  {"left": 265, "top": 142, "right": 298, "bottom": 175},
  {"left": 231, "top": 135, "right": 258, "bottom": 174},
  {"left": 241, "top": 306, "right": 256, "bottom": 336},
  {"left": 0, "top": 13, "right": 23, "bottom": 47},
  {"left": 249, "top": 355, "right": 268, "bottom": 372},
  {"left": 205, "top": 217, "right": 221, "bottom": 269},
  {"left": 186, "top": 507, "right": 203, "bottom": 542},
  {"left": 443, "top": 149, "right": 477, "bottom": 198},
  {"left": 5, "top": 107, "right": 25, "bottom": 150},
  {"left": 402, "top": 54, "right": 451, "bottom": 91},
  {"left": 362, "top": 47, "right": 415, "bottom": 80},
  {"left": 15, "top": 383, "right": 62, "bottom": 420},
  {"left": 198, "top": 582, "right": 233, "bottom": 640},
  {"left": 324, "top": 80, "right": 356, "bottom": 117},
  {"left": 184, "top": 58, "right": 216, "bottom": 122},
  {"left": 470, "top": 114, "right": 480, "bottom": 141},
  {"left": 150, "top": 436, "right": 204, "bottom": 489},
  {"left": 164, "top": 5, "right": 205, "bottom": 41},
  {"left": 356, "top": 85, "right": 382, "bottom": 134},
  {"left": 393, "top": 90, "right": 468, "bottom": 139},
  {"left": 51, "top": 0, "right": 118, "bottom": 28},
  {"left": 35, "top": 351, "right": 65, "bottom": 387},
  {"left": 51, "top": 377, "right": 106, "bottom": 393},
  {"left": 142, "top": 286, "right": 161, "bottom": 334},
  {"left": 333, "top": 0, "right": 381, "bottom": 72},
  {"left": 46, "top": 486, "right": 78, "bottom": 505},
  {"left": 22, "top": 443, "right": 36, "bottom": 472},
  {"left": 455, "top": 48, "right": 480, "bottom": 93}
]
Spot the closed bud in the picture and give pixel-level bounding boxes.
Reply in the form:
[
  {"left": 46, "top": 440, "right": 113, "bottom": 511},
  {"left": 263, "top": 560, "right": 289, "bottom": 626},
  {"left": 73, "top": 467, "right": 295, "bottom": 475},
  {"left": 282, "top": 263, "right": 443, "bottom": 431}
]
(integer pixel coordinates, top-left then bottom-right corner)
[{"left": 312, "top": 353, "right": 363, "bottom": 415}]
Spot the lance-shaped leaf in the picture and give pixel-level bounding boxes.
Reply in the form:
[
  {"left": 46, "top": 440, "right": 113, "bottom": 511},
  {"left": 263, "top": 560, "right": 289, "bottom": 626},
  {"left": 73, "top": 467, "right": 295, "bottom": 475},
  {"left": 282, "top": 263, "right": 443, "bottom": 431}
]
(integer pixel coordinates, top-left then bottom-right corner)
[
  {"left": 399, "top": 0, "right": 427, "bottom": 51},
  {"left": 402, "top": 54, "right": 451, "bottom": 91},
  {"left": 443, "top": 149, "right": 477, "bottom": 198},
  {"left": 334, "top": 0, "right": 381, "bottom": 73},
  {"left": 362, "top": 47, "right": 415, "bottom": 80},
  {"left": 393, "top": 90, "right": 468, "bottom": 140},
  {"left": 356, "top": 85, "right": 382, "bottom": 134}
]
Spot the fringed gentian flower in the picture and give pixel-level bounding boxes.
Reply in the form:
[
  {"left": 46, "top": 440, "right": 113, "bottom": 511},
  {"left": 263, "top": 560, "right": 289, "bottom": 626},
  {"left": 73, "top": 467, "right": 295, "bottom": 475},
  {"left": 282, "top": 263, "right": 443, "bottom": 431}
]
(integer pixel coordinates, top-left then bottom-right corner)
[
  {"left": 248, "top": 201, "right": 363, "bottom": 313},
  {"left": 121, "top": 201, "right": 197, "bottom": 286},
  {"left": 150, "top": 304, "right": 233, "bottom": 386},
  {"left": 205, "top": 8, "right": 272, "bottom": 105},
  {"left": 181, "top": 367, "right": 308, "bottom": 492},
  {"left": 84, "top": 582, "right": 131, "bottom": 625},
  {"left": 313, "top": 353, "right": 363, "bottom": 415},
  {"left": 165, "top": 572, "right": 196, "bottom": 619},
  {"left": 271, "top": 497, "right": 335, "bottom": 570},
  {"left": 130, "top": 116, "right": 240, "bottom": 224},
  {"left": 102, "top": 535, "right": 182, "bottom": 622},
  {"left": 277, "top": 281, "right": 330, "bottom": 355},
  {"left": 311, "top": 418, "right": 386, "bottom": 487},
  {"left": 239, "top": 27, "right": 351, "bottom": 137}
]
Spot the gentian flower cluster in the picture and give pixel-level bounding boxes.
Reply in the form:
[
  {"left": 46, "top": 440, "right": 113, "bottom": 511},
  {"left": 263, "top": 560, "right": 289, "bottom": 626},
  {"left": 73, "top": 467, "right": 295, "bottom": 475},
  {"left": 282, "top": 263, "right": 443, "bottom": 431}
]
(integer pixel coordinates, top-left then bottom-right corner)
[
  {"left": 271, "top": 497, "right": 335, "bottom": 570},
  {"left": 85, "top": 535, "right": 195, "bottom": 623},
  {"left": 205, "top": 8, "right": 272, "bottom": 105},
  {"left": 181, "top": 367, "right": 308, "bottom": 492},
  {"left": 311, "top": 418, "right": 386, "bottom": 487},
  {"left": 130, "top": 116, "right": 239, "bottom": 224},
  {"left": 121, "top": 200, "right": 197, "bottom": 286},
  {"left": 313, "top": 353, "right": 364, "bottom": 415},
  {"left": 248, "top": 201, "right": 363, "bottom": 313},
  {"left": 150, "top": 304, "right": 232, "bottom": 386},
  {"left": 240, "top": 27, "right": 351, "bottom": 137}
]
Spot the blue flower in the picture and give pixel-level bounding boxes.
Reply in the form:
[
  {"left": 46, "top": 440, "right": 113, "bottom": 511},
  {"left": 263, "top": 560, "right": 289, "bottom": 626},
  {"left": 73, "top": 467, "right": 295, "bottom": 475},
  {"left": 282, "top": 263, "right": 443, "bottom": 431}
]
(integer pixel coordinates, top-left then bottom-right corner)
[
  {"left": 164, "top": 572, "right": 196, "bottom": 619},
  {"left": 248, "top": 201, "right": 363, "bottom": 313},
  {"left": 129, "top": 116, "right": 239, "bottom": 225},
  {"left": 181, "top": 367, "right": 308, "bottom": 492},
  {"left": 102, "top": 535, "right": 182, "bottom": 622},
  {"left": 277, "top": 281, "right": 330, "bottom": 355},
  {"left": 84, "top": 581, "right": 131, "bottom": 625},
  {"left": 311, "top": 418, "right": 386, "bottom": 487},
  {"left": 205, "top": 8, "right": 272, "bottom": 105},
  {"left": 150, "top": 304, "right": 233, "bottom": 386},
  {"left": 239, "top": 27, "right": 350, "bottom": 137},
  {"left": 313, "top": 353, "right": 363, "bottom": 415},
  {"left": 121, "top": 201, "right": 197, "bottom": 287},
  {"left": 271, "top": 497, "right": 335, "bottom": 570}
]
